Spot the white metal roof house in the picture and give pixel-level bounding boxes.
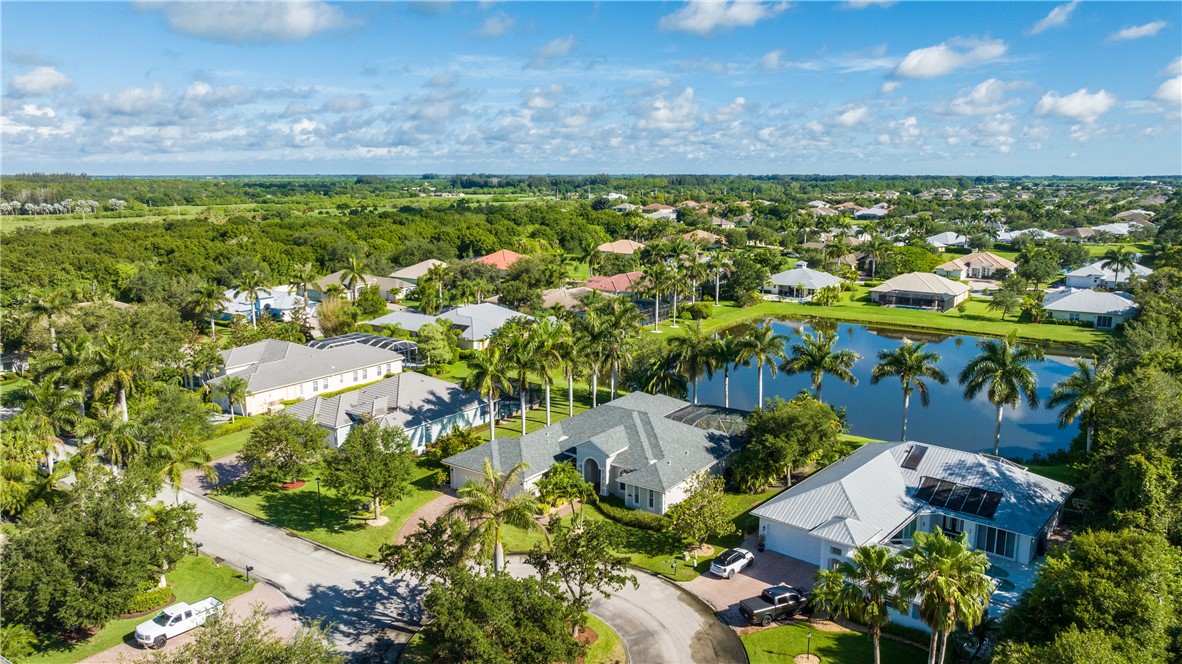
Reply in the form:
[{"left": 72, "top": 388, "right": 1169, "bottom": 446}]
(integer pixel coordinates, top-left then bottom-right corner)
[
  {"left": 753, "top": 441, "right": 1073, "bottom": 630},
  {"left": 1043, "top": 289, "right": 1138, "bottom": 329},
  {"left": 763, "top": 261, "right": 846, "bottom": 301},
  {"left": 365, "top": 302, "right": 532, "bottom": 350},
  {"left": 443, "top": 393, "right": 742, "bottom": 515},
  {"left": 924, "top": 231, "right": 967, "bottom": 249},
  {"left": 208, "top": 339, "right": 405, "bottom": 416},
  {"left": 870, "top": 273, "right": 971, "bottom": 312},
  {"left": 318, "top": 270, "right": 412, "bottom": 302},
  {"left": 220, "top": 286, "right": 315, "bottom": 322},
  {"left": 1064, "top": 260, "right": 1153, "bottom": 289},
  {"left": 997, "top": 228, "right": 1059, "bottom": 243},
  {"left": 284, "top": 372, "right": 485, "bottom": 451},
  {"left": 390, "top": 259, "right": 447, "bottom": 285}
]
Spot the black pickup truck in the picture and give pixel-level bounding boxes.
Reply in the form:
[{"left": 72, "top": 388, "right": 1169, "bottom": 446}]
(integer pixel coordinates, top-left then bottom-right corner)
[{"left": 738, "top": 586, "right": 809, "bottom": 626}]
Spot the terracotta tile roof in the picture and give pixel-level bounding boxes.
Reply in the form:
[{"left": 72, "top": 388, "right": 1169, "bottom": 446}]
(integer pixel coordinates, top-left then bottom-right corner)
[
  {"left": 473, "top": 249, "right": 528, "bottom": 270},
  {"left": 597, "top": 239, "right": 646, "bottom": 255},
  {"left": 585, "top": 271, "right": 646, "bottom": 293}
]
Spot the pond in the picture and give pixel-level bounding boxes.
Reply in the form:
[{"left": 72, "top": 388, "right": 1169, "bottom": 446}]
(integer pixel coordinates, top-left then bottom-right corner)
[{"left": 694, "top": 319, "right": 1082, "bottom": 458}]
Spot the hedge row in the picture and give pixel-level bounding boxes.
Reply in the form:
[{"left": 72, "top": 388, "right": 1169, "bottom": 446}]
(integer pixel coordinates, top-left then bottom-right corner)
[{"left": 594, "top": 498, "right": 668, "bottom": 532}]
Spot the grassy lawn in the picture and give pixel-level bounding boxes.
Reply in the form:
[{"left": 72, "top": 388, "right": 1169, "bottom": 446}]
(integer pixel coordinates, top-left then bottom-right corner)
[
  {"left": 742, "top": 620, "right": 928, "bottom": 664},
  {"left": 212, "top": 459, "right": 442, "bottom": 560},
  {"left": 25, "top": 555, "right": 252, "bottom": 664},
  {"left": 202, "top": 421, "right": 257, "bottom": 460},
  {"left": 1027, "top": 463, "right": 1079, "bottom": 486},
  {"left": 585, "top": 614, "right": 626, "bottom": 664},
  {"left": 652, "top": 289, "right": 1107, "bottom": 349},
  {"left": 0, "top": 376, "right": 29, "bottom": 397}
]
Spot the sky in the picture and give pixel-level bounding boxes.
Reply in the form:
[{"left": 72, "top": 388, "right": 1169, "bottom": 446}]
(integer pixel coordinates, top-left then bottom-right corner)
[{"left": 2, "top": 1, "right": 1180, "bottom": 176}]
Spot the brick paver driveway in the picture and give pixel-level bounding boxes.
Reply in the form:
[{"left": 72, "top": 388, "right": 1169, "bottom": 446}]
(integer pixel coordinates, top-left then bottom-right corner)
[{"left": 684, "top": 537, "right": 819, "bottom": 628}]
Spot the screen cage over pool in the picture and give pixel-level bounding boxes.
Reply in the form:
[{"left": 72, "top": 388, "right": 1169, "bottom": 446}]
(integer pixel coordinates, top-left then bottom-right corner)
[
  {"left": 306, "top": 333, "right": 420, "bottom": 365},
  {"left": 666, "top": 404, "right": 750, "bottom": 436}
]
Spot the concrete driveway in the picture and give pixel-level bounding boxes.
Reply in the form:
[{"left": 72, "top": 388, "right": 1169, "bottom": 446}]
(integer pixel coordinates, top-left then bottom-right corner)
[{"left": 684, "top": 540, "right": 819, "bottom": 628}]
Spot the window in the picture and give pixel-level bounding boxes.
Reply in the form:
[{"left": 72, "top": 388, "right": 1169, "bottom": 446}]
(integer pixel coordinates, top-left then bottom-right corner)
[
  {"left": 975, "top": 525, "right": 1017, "bottom": 558},
  {"left": 1068, "top": 313, "right": 1081, "bottom": 322},
  {"left": 829, "top": 546, "right": 842, "bottom": 556},
  {"left": 362, "top": 368, "right": 368, "bottom": 380},
  {"left": 300, "top": 383, "right": 304, "bottom": 395},
  {"left": 312, "top": 380, "right": 318, "bottom": 391},
  {"left": 890, "top": 518, "right": 918, "bottom": 544},
  {"left": 339, "top": 374, "right": 344, "bottom": 384},
  {"left": 828, "top": 558, "right": 841, "bottom": 570},
  {"left": 619, "top": 481, "right": 625, "bottom": 491},
  {"left": 934, "top": 514, "right": 964, "bottom": 534},
  {"left": 352, "top": 371, "right": 358, "bottom": 382},
  {"left": 648, "top": 490, "right": 654, "bottom": 509},
  {"left": 1096, "top": 315, "right": 1113, "bottom": 329}
]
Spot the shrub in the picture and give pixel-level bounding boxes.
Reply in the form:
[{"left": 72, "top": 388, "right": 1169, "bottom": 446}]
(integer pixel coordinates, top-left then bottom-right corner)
[
  {"left": 736, "top": 289, "right": 762, "bottom": 308},
  {"left": 205, "top": 416, "right": 255, "bottom": 439},
  {"left": 682, "top": 302, "right": 713, "bottom": 320},
  {"left": 124, "top": 582, "right": 174, "bottom": 614},
  {"left": 594, "top": 497, "right": 669, "bottom": 532},
  {"left": 881, "top": 621, "right": 931, "bottom": 646}
]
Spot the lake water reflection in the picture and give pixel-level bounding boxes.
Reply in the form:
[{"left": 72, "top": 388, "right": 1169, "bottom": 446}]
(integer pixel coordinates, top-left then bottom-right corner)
[{"left": 694, "top": 319, "right": 1081, "bottom": 458}]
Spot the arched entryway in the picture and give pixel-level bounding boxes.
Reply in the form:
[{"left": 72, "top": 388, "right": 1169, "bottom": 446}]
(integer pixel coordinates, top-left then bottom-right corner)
[{"left": 582, "top": 458, "right": 602, "bottom": 494}]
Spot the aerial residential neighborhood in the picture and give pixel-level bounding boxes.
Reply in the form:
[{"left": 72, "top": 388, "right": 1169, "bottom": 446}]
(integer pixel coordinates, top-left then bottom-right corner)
[{"left": 2, "top": 2, "right": 1180, "bottom": 664}]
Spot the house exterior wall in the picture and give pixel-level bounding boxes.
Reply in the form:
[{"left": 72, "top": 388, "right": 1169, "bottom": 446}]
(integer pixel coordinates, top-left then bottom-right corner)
[
  {"left": 871, "top": 289, "right": 966, "bottom": 312},
  {"left": 1048, "top": 310, "right": 1129, "bottom": 329},
  {"left": 759, "top": 519, "right": 822, "bottom": 565},
  {"left": 319, "top": 403, "right": 485, "bottom": 451},
  {"left": 935, "top": 267, "right": 968, "bottom": 280},
  {"left": 235, "top": 358, "right": 404, "bottom": 415}
]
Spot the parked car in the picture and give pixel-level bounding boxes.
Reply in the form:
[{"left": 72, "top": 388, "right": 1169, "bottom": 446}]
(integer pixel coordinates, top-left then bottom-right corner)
[
  {"left": 709, "top": 547, "right": 754, "bottom": 578},
  {"left": 739, "top": 586, "right": 809, "bottom": 626},
  {"left": 135, "top": 597, "right": 224, "bottom": 648}
]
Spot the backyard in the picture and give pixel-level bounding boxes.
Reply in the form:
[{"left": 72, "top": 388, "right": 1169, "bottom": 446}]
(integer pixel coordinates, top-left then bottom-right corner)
[
  {"left": 211, "top": 459, "right": 442, "bottom": 560},
  {"left": 742, "top": 620, "right": 929, "bottom": 664},
  {"left": 24, "top": 556, "right": 253, "bottom": 664}
]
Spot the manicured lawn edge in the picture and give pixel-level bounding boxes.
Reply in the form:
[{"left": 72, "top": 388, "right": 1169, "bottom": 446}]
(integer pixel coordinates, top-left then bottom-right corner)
[
  {"left": 585, "top": 613, "right": 627, "bottom": 664},
  {"left": 741, "top": 619, "right": 929, "bottom": 664},
  {"left": 24, "top": 556, "right": 253, "bottom": 664}
]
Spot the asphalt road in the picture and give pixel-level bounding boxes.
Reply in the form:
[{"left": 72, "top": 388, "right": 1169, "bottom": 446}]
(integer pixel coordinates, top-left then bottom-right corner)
[{"left": 186, "top": 487, "right": 745, "bottom": 663}]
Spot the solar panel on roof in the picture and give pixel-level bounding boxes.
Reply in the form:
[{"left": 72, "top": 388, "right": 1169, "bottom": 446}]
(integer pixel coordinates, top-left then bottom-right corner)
[
  {"left": 901, "top": 445, "right": 928, "bottom": 470},
  {"left": 976, "top": 491, "right": 1003, "bottom": 519},
  {"left": 915, "top": 476, "right": 940, "bottom": 502},
  {"left": 916, "top": 476, "right": 1004, "bottom": 520},
  {"left": 932, "top": 480, "right": 955, "bottom": 507},
  {"left": 947, "top": 484, "right": 973, "bottom": 512}
]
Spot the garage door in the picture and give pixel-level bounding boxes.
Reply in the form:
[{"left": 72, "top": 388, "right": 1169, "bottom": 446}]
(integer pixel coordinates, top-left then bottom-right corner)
[{"left": 763, "top": 521, "right": 821, "bottom": 565}]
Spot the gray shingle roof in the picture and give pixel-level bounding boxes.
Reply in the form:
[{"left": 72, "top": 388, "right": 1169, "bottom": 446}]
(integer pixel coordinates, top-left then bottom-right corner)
[
  {"left": 444, "top": 392, "right": 739, "bottom": 492},
  {"left": 752, "top": 442, "right": 1073, "bottom": 546},
  {"left": 284, "top": 371, "right": 481, "bottom": 430},
  {"left": 1044, "top": 289, "right": 1138, "bottom": 316},
  {"left": 211, "top": 340, "right": 403, "bottom": 393}
]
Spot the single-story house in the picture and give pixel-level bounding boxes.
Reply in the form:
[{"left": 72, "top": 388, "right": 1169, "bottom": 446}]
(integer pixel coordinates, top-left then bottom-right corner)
[
  {"left": 646, "top": 209, "right": 678, "bottom": 221},
  {"left": 604, "top": 192, "right": 628, "bottom": 201},
  {"left": 1053, "top": 227, "right": 1097, "bottom": 241},
  {"left": 585, "top": 271, "right": 646, "bottom": 296},
  {"left": 870, "top": 273, "right": 970, "bottom": 312},
  {"left": 683, "top": 229, "right": 725, "bottom": 247},
  {"left": 539, "top": 286, "right": 603, "bottom": 310},
  {"left": 1043, "top": 289, "right": 1137, "bottom": 329},
  {"left": 474, "top": 249, "right": 528, "bottom": 271},
  {"left": 208, "top": 339, "right": 404, "bottom": 416},
  {"left": 934, "top": 252, "right": 1016, "bottom": 280},
  {"left": 318, "top": 270, "right": 413, "bottom": 302},
  {"left": 365, "top": 302, "right": 532, "bottom": 350},
  {"left": 853, "top": 207, "right": 888, "bottom": 221},
  {"left": 443, "top": 393, "right": 742, "bottom": 515},
  {"left": 1091, "top": 222, "right": 1143, "bottom": 236},
  {"left": 763, "top": 261, "right": 846, "bottom": 300},
  {"left": 1064, "top": 260, "right": 1153, "bottom": 289},
  {"left": 307, "top": 332, "right": 420, "bottom": 365},
  {"left": 1114, "top": 209, "right": 1155, "bottom": 222},
  {"left": 284, "top": 371, "right": 485, "bottom": 451},
  {"left": 753, "top": 441, "right": 1073, "bottom": 630},
  {"left": 710, "top": 216, "right": 736, "bottom": 229},
  {"left": 220, "top": 286, "right": 315, "bottom": 322},
  {"left": 997, "top": 228, "right": 1059, "bottom": 243},
  {"left": 612, "top": 203, "right": 639, "bottom": 213},
  {"left": 390, "top": 259, "right": 447, "bottom": 285},
  {"left": 925, "top": 232, "right": 967, "bottom": 249},
  {"left": 597, "top": 239, "right": 646, "bottom": 255},
  {"left": 641, "top": 203, "right": 674, "bottom": 212}
]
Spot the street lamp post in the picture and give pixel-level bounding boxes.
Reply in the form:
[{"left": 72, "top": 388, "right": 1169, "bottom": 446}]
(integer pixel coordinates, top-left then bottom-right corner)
[{"left": 315, "top": 477, "right": 323, "bottom": 528}]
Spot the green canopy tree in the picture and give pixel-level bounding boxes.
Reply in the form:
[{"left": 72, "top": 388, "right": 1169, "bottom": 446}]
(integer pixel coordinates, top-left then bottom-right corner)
[
  {"left": 239, "top": 413, "right": 326, "bottom": 485},
  {"left": 323, "top": 421, "right": 416, "bottom": 521},
  {"left": 665, "top": 472, "right": 735, "bottom": 552}
]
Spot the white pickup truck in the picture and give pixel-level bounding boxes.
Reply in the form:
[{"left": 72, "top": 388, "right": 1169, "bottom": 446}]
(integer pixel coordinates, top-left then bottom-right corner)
[{"left": 134, "top": 597, "right": 223, "bottom": 648}]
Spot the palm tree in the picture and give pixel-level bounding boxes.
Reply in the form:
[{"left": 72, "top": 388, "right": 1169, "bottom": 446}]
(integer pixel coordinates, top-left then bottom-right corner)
[
  {"left": 444, "top": 458, "right": 545, "bottom": 572},
  {"left": 233, "top": 270, "right": 268, "bottom": 329},
  {"left": 574, "top": 312, "right": 608, "bottom": 408},
  {"left": 78, "top": 413, "right": 143, "bottom": 467},
  {"left": 862, "top": 234, "right": 894, "bottom": 279},
  {"left": 29, "top": 288, "right": 74, "bottom": 350},
  {"left": 341, "top": 256, "right": 368, "bottom": 301},
  {"left": 501, "top": 322, "right": 539, "bottom": 434},
  {"left": 823, "top": 236, "right": 853, "bottom": 269},
  {"left": 34, "top": 334, "right": 94, "bottom": 415},
  {"left": 92, "top": 334, "right": 144, "bottom": 423},
  {"left": 1099, "top": 246, "right": 1136, "bottom": 285},
  {"left": 151, "top": 438, "right": 216, "bottom": 504},
  {"left": 424, "top": 262, "right": 449, "bottom": 311},
  {"left": 958, "top": 333, "right": 1044, "bottom": 455},
  {"left": 1047, "top": 357, "right": 1111, "bottom": 453},
  {"left": 833, "top": 546, "right": 907, "bottom": 664},
  {"left": 685, "top": 260, "right": 711, "bottom": 305},
  {"left": 644, "top": 263, "right": 672, "bottom": 332},
  {"left": 668, "top": 321, "right": 715, "bottom": 404},
  {"left": 780, "top": 331, "right": 861, "bottom": 403},
  {"left": 6, "top": 381, "right": 82, "bottom": 472},
  {"left": 897, "top": 530, "right": 993, "bottom": 664},
  {"left": 710, "top": 334, "right": 749, "bottom": 409},
  {"left": 532, "top": 317, "right": 568, "bottom": 426},
  {"left": 871, "top": 342, "right": 949, "bottom": 440},
  {"left": 579, "top": 243, "right": 602, "bottom": 278},
  {"left": 190, "top": 282, "right": 227, "bottom": 339},
  {"left": 603, "top": 298, "right": 642, "bottom": 399},
  {"left": 707, "top": 253, "right": 731, "bottom": 306},
  {"left": 463, "top": 347, "right": 512, "bottom": 441},
  {"left": 214, "top": 375, "right": 250, "bottom": 422},
  {"left": 739, "top": 324, "right": 789, "bottom": 408},
  {"left": 643, "top": 349, "right": 688, "bottom": 398},
  {"left": 291, "top": 262, "right": 322, "bottom": 302},
  {"left": 187, "top": 341, "right": 225, "bottom": 389}
]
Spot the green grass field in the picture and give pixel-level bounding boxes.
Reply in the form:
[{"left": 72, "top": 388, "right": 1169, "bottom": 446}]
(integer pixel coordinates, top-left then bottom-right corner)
[
  {"left": 585, "top": 614, "right": 626, "bottom": 664},
  {"left": 1026, "top": 463, "right": 1079, "bottom": 486},
  {"left": 652, "top": 288, "right": 1107, "bottom": 348},
  {"left": 1, "top": 377, "right": 29, "bottom": 397},
  {"left": 742, "top": 620, "right": 929, "bottom": 664},
  {"left": 202, "top": 422, "right": 256, "bottom": 460},
  {"left": 212, "top": 459, "right": 441, "bottom": 560},
  {"left": 25, "top": 555, "right": 253, "bottom": 664}
]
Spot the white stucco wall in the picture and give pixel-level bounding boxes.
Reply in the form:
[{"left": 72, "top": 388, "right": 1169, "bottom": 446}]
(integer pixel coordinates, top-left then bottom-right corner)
[
  {"left": 234, "top": 359, "right": 404, "bottom": 415},
  {"left": 1048, "top": 310, "right": 1128, "bottom": 329}
]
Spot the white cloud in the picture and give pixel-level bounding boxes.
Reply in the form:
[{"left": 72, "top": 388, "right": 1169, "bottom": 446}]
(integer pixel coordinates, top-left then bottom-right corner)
[
  {"left": 135, "top": 1, "right": 349, "bottom": 43},
  {"left": 1035, "top": 88, "right": 1116, "bottom": 123},
  {"left": 474, "top": 12, "right": 515, "bottom": 37},
  {"left": 1109, "top": 21, "right": 1167, "bottom": 41},
  {"left": 707, "top": 96, "right": 746, "bottom": 122},
  {"left": 880, "top": 81, "right": 901, "bottom": 93},
  {"left": 523, "top": 84, "right": 563, "bottom": 110},
  {"left": 636, "top": 87, "right": 699, "bottom": 131},
  {"left": 833, "top": 105, "right": 871, "bottom": 127},
  {"left": 1165, "top": 57, "right": 1182, "bottom": 76},
  {"left": 659, "top": 1, "right": 789, "bottom": 36},
  {"left": 183, "top": 81, "right": 253, "bottom": 107},
  {"left": 761, "top": 49, "right": 785, "bottom": 71},
  {"left": 938, "top": 78, "right": 1024, "bottom": 115},
  {"left": 9, "top": 66, "right": 72, "bottom": 96},
  {"left": 1154, "top": 76, "right": 1181, "bottom": 106},
  {"left": 1029, "top": 1, "right": 1078, "bottom": 35},
  {"left": 893, "top": 38, "right": 1007, "bottom": 79},
  {"left": 844, "top": 0, "right": 895, "bottom": 8},
  {"left": 322, "top": 94, "right": 369, "bottom": 113},
  {"left": 427, "top": 73, "right": 457, "bottom": 89},
  {"left": 531, "top": 35, "right": 574, "bottom": 66}
]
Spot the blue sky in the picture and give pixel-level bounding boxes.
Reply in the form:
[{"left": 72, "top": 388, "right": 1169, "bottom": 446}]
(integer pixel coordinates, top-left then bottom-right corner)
[{"left": 2, "top": 1, "right": 1179, "bottom": 175}]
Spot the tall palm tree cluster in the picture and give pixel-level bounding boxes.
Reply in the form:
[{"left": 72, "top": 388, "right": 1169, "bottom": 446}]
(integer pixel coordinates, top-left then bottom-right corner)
[
  {"left": 813, "top": 530, "right": 994, "bottom": 664},
  {"left": 2, "top": 331, "right": 219, "bottom": 517},
  {"left": 461, "top": 294, "right": 644, "bottom": 439},
  {"left": 639, "top": 237, "right": 712, "bottom": 330}
]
